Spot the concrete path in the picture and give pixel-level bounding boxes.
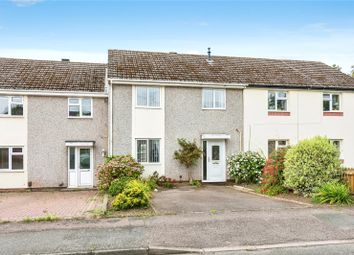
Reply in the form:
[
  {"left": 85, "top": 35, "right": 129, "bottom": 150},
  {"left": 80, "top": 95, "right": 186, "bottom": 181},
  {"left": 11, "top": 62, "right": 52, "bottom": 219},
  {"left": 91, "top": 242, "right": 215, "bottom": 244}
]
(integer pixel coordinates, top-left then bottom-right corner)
[
  {"left": 152, "top": 185, "right": 305, "bottom": 214},
  {"left": 0, "top": 190, "right": 104, "bottom": 221}
]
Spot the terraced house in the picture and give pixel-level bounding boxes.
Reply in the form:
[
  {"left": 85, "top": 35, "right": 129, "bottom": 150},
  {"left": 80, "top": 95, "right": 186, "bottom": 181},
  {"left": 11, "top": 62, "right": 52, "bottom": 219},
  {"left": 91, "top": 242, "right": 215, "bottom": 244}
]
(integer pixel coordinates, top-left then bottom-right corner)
[{"left": 1, "top": 49, "right": 354, "bottom": 189}]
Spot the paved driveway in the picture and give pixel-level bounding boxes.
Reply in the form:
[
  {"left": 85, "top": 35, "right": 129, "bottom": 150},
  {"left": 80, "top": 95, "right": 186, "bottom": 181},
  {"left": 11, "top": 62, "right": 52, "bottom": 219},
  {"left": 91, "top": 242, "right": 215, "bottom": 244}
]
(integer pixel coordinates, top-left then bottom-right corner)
[
  {"left": 0, "top": 190, "right": 105, "bottom": 222},
  {"left": 152, "top": 185, "right": 306, "bottom": 214}
]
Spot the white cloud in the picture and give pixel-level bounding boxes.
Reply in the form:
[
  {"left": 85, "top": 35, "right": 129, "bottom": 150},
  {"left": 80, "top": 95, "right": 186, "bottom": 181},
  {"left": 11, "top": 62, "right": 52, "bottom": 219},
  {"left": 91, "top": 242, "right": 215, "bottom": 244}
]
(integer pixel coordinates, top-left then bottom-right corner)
[
  {"left": 0, "top": 49, "right": 106, "bottom": 63},
  {"left": 10, "top": 0, "right": 43, "bottom": 7}
]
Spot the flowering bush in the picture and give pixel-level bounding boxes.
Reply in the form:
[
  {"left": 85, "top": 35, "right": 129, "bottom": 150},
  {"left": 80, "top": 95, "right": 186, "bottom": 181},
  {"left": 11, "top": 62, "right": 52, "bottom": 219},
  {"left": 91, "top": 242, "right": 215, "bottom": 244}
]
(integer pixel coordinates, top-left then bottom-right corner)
[
  {"left": 228, "top": 151, "right": 266, "bottom": 184},
  {"left": 284, "top": 136, "right": 343, "bottom": 195},
  {"left": 97, "top": 155, "right": 144, "bottom": 191},
  {"left": 259, "top": 148, "right": 288, "bottom": 195}
]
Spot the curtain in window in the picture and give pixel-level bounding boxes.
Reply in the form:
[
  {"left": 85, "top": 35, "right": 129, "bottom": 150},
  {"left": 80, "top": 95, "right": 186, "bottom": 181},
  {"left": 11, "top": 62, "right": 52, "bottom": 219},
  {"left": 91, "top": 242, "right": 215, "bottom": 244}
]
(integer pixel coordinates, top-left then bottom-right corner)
[
  {"left": 137, "top": 87, "right": 148, "bottom": 106},
  {"left": 148, "top": 88, "right": 160, "bottom": 107},
  {"left": 149, "top": 140, "right": 160, "bottom": 163},
  {"left": 203, "top": 89, "right": 213, "bottom": 108},
  {"left": 214, "top": 90, "right": 225, "bottom": 108},
  {"left": 82, "top": 99, "right": 92, "bottom": 116},
  {"left": 137, "top": 140, "right": 147, "bottom": 162}
]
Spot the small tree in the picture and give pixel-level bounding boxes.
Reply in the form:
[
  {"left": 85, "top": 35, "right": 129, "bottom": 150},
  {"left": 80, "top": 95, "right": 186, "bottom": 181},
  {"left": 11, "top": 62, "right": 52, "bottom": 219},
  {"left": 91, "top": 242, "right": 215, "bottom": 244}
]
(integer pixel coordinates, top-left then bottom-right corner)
[
  {"left": 174, "top": 138, "right": 202, "bottom": 180},
  {"left": 332, "top": 64, "right": 342, "bottom": 71}
]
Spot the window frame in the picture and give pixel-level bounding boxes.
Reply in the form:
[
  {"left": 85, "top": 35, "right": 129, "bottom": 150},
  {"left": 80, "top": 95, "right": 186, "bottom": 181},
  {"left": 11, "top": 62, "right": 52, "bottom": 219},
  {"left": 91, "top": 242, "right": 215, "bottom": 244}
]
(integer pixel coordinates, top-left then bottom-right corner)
[
  {"left": 330, "top": 139, "right": 343, "bottom": 156},
  {"left": 135, "top": 139, "right": 161, "bottom": 164},
  {"left": 268, "top": 139, "right": 289, "bottom": 155},
  {"left": 135, "top": 87, "right": 161, "bottom": 108},
  {"left": 268, "top": 91, "right": 288, "bottom": 112},
  {"left": 202, "top": 88, "right": 226, "bottom": 110},
  {"left": 323, "top": 93, "right": 341, "bottom": 112},
  {"left": 0, "top": 96, "right": 24, "bottom": 117},
  {"left": 67, "top": 98, "right": 93, "bottom": 118},
  {"left": 0, "top": 146, "right": 24, "bottom": 172}
]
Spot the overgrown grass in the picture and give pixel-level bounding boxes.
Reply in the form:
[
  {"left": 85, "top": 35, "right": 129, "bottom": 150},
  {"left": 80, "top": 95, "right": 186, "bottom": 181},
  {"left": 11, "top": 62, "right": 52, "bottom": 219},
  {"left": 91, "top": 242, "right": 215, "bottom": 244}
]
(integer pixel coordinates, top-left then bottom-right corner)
[
  {"left": 312, "top": 182, "right": 353, "bottom": 205},
  {"left": 23, "top": 213, "right": 60, "bottom": 223}
]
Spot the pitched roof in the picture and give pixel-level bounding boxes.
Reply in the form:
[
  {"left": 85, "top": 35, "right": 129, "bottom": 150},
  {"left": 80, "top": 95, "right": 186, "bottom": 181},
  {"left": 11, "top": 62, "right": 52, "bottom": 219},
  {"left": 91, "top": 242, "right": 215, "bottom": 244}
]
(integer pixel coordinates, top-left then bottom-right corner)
[
  {"left": 108, "top": 49, "right": 354, "bottom": 89},
  {"left": 0, "top": 58, "right": 106, "bottom": 92}
]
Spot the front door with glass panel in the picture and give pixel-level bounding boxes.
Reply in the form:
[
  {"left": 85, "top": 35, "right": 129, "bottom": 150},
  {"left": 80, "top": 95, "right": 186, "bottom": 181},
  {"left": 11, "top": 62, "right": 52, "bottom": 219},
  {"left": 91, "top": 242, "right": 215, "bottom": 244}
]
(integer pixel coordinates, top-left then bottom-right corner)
[
  {"left": 68, "top": 147, "right": 93, "bottom": 188},
  {"left": 203, "top": 140, "right": 226, "bottom": 182}
]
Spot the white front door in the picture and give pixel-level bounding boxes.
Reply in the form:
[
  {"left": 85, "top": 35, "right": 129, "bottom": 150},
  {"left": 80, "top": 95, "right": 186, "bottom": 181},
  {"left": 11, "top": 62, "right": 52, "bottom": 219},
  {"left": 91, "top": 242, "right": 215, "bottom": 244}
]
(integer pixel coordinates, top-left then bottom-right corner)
[
  {"left": 204, "top": 140, "right": 226, "bottom": 182},
  {"left": 68, "top": 147, "right": 93, "bottom": 188}
]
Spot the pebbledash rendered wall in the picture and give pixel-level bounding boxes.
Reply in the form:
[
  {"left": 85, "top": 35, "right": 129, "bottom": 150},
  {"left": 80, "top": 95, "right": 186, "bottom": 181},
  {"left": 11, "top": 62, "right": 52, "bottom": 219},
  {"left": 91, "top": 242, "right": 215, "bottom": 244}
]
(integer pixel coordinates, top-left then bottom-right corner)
[
  {"left": 27, "top": 96, "right": 108, "bottom": 188},
  {"left": 164, "top": 87, "right": 243, "bottom": 180}
]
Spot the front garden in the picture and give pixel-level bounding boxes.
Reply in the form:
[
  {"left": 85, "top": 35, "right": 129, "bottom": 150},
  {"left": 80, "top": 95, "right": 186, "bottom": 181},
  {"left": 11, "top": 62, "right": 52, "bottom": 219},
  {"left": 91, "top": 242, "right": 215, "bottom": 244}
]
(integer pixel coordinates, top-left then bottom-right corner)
[{"left": 228, "top": 136, "right": 353, "bottom": 206}]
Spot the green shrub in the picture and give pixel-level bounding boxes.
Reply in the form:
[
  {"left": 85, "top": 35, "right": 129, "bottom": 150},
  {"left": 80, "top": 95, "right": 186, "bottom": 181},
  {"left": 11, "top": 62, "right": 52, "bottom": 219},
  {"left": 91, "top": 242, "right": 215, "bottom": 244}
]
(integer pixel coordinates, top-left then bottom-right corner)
[
  {"left": 312, "top": 182, "right": 353, "bottom": 205},
  {"left": 174, "top": 138, "right": 202, "bottom": 180},
  {"left": 108, "top": 177, "right": 134, "bottom": 196},
  {"left": 284, "top": 136, "right": 342, "bottom": 195},
  {"left": 111, "top": 180, "right": 151, "bottom": 210},
  {"left": 227, "top": 151, "right": 266, "bottom": 184},
  {"left": 190, "top": 179, "right": 201, "bottom": 188},
  {"left": 97, "top": 155, "right": 144, "bottom": 191}
]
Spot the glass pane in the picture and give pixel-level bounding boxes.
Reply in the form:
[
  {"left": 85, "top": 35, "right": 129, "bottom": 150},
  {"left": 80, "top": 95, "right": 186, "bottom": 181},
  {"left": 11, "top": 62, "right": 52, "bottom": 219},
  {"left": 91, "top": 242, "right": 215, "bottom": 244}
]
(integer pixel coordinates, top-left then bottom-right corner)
[
  {"left": 12, "top": 155, "right": 23, "bottom": 170},
  {"left": 268, "top": 92, "right": 276, "bottom": 110},
  {"left": 69, "top": 98, "right": 79, "bottom": 104},
  {"left": 214, "top": 90, "right": 225, "bottom": 108},
  {"left": 149, "top": 139, "right": 160, "bottom": 163},
  {"left": 323, "top": 100, "right": 330, "bottom": 111},
  {"left": 69, "top": 105, "right": 80, "bottom": 116},
  {"left": 268, "top": 141, "right": 276, "bottom": 156},
  {"left": 203, "top": 89, "right": 213, "bottom": 108},
  {"left": 69, "top": 147, "right": 75, "bottom": 170},
  {"left": 332, "top": 94, "right": 340, "bottom": 111},
  {"left": 277, "top": 92, "right": 287, "bottom": 99},
  {"left": 79, "top": 149, "right": 90, "bottom": 169},
  {"left": 137, "top": 87, "right": 148, "bottom": 106},
  {"left": 277, "top": 140, "right": 287, "bottom": 147},
  {"left": 0, "top": 97, "right": 9, "bottom": 115},
  {"left": 82, "top": 98, "right": 92, "bottom": 116},
  {"left": 323, "top": 94, "right": 330, "bottom": 101},
  {"left": 331, "top": 140, "right": 341, "bottom": 151},
  {"left": 12, "top": 148, "right": 22, "bottom": 153},
  {"left": 277, "top": 99, "right": 287, "bottom": 111},
  {"left": 137, "top": 140, "right": 147, "bottom": 162},
  {"left": 148, "top": 88, "right": 160, "bottom": 107},
  {"left": 11, "top": 97, "right": 22, "bottom": 103},
  {"left": 11, "top": 103, "right": 23, "bottom": 116},
  {"left": 0, "top": 148, "right": 9, "bottom": 169},
  {"left": 212, "top": 146, "right": 220, "bottom": 160}
]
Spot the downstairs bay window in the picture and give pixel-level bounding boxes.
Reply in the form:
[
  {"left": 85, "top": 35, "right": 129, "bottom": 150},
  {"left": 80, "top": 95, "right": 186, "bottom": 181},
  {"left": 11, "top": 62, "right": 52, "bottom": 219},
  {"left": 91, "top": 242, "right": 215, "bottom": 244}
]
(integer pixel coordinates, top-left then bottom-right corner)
[
  {"left": 0, "top": 147, "right": 24, "bottom": 171},
  {"left": 136, "top": 139, "right": 160, "bottom": 163}
]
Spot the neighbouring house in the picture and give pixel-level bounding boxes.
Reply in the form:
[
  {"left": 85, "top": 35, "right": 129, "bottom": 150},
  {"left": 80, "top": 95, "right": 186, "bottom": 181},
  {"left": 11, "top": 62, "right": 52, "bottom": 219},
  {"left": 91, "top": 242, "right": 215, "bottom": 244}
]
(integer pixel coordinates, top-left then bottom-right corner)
[
  {"left": 0, "top": 58, "right": 108, "bottom": 189},
  {"left": 1, "top": 49, "right": 354, "bottom": 189}
]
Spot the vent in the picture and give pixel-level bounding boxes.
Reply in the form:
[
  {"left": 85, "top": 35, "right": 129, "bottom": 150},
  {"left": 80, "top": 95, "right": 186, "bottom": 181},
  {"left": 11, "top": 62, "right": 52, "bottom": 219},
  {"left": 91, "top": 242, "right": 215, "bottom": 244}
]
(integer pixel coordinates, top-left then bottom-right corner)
[{"left": 61, "top": 58, "right": 70, "bottom": 62}]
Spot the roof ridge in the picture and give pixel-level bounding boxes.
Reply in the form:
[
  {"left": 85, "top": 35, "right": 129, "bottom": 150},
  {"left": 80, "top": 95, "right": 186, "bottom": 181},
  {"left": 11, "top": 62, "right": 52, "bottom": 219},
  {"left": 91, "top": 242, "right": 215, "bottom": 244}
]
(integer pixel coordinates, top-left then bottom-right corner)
[{"left": 0, "top": 57, "right": 107, "bottom": 66}]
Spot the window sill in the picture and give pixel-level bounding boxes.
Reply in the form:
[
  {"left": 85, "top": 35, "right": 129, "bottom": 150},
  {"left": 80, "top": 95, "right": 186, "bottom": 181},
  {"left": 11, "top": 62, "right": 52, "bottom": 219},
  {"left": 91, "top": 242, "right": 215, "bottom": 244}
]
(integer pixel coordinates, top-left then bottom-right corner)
[
  {"left": 0, "top": 170, "right": 25, "bottom": 173},
  {"left": 323, "top": 112, "right": 343, "bottom": 116},
  {"left": 0, "top": 115, "right": 24, "bottom": 118},
  {"left": 68, "top": 116, "right": 93, "bottom": 119},
  {"left": 138, "top": 162, "right": 161, "bottom": 165},
  {"left": 135, "top": 106, "right": 162, "bottom": 110},
  {"left": 268, "top": 111, "right": 291, "bottom": 116},
  {"left": 202, "top": 108, "right": 226, "bottom": 111}
]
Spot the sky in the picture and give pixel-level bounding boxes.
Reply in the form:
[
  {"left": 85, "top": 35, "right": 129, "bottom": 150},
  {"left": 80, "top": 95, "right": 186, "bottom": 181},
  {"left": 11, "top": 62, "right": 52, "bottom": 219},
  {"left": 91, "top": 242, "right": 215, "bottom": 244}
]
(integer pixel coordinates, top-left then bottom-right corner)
[{"left": 0, "top": 0, "right": 353, "bottom": 73}]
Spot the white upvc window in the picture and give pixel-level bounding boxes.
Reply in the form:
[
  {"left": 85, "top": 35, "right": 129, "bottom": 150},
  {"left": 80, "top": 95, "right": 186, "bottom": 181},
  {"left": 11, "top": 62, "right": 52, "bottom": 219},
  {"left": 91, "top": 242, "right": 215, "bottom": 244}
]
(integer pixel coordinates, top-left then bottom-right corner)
[
  {"left": 268, "top": 91, "right": 288, "bottom": 111},
  {"left": 136, "top": 87, "right": 161, "bottom": 108},
  {"left": 323, "top": 93, "right": 340, "bottom": 112},
  {"left": 68, "top": 98, "right": 92, "bottom": 118},
  {"left": 0, "top": 96, "right": 23, "bottom": 117},
  {"left": 268, "top": 139, "right": 289, "bottom": 155},
  {"left": 202, "top": 88, "right": 226, "bottom": 109},
  {"left": 136, "top": 139, "right": 160, "bottom": 163},
  {"left": 0, "top": 147, "right": 24, "bottom": 171},
  {"left": 330, "top": 139, "right": 342, "bottom": 156}
]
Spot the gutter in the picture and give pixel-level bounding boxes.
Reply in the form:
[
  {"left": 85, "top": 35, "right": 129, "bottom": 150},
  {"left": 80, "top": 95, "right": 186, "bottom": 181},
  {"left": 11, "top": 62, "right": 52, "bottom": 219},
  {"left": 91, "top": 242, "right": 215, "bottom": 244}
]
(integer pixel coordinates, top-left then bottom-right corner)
[
  {"left": 0, "top": 89, "right": 108, "bottom": 97},
  {"left": 108, "top": 78, "right": 247, "bottom": 89}
]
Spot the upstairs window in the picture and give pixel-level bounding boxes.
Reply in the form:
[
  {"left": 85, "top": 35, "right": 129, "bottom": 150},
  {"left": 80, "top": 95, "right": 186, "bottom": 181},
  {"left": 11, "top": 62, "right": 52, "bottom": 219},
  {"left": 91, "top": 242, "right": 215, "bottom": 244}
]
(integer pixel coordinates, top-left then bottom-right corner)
[
  {"left": 68, "top": 98, "right": 92, "bottom": 117},
  {"left": 202, "top": 88, "right": 226, "bottom": 109},
  {"left": 0, "top": 96, "right": 23, "bottom": 116},
  {"left": 136, "top": 87, "right": 161, "bottom": 108},
  {"left": 323, "top": 93, "right": 340, "bottom": 112},
  {"left": 0, "top": 147, "right": 24, "bottom": 171},
  {"left": 268, "top": 91, "right": 287, "bottom": 111}
]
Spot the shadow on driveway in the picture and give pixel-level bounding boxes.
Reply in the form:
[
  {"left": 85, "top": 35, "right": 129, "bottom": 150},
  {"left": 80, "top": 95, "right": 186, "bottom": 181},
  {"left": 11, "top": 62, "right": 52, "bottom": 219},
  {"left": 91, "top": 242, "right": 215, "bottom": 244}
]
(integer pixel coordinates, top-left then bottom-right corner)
[{"left": 152, "top": 185, "right": 305, "bottom": 214}]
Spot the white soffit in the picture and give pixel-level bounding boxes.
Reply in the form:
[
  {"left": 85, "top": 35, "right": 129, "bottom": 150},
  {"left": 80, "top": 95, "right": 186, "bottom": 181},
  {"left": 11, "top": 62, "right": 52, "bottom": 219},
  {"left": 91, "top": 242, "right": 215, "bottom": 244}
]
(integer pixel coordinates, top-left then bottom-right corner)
[
  {"left": 65, "top": 141, "right": 95, "bottom": 147},
  {"left": 201, "top": 134, "right": 231, "bottom": 140}
]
